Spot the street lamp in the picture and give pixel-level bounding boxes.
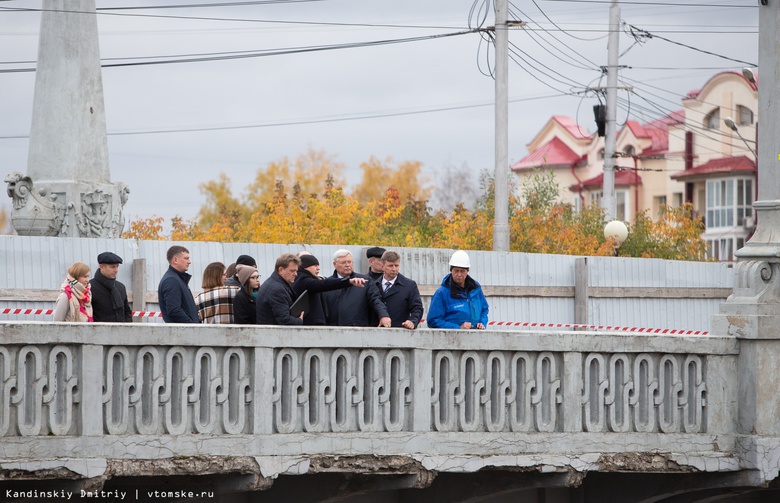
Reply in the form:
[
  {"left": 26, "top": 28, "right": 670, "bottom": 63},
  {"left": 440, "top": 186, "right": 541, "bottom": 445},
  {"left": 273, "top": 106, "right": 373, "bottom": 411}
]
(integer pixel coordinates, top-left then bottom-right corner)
[
  {"left": 724, "top": 117, "right": 757, "bottom": 159},
  {"left": 604, "top": 220, "right": 628, "bottom": 256},
  {"left": 742, "top": 67, "right": 756, "bottom": 85}
]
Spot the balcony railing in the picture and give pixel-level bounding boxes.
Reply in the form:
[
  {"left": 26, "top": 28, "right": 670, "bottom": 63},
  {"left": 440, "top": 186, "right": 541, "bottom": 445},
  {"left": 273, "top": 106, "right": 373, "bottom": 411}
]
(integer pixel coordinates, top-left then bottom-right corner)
[{"left": 0, "top": 322, "right": 740, "bottom": 477}]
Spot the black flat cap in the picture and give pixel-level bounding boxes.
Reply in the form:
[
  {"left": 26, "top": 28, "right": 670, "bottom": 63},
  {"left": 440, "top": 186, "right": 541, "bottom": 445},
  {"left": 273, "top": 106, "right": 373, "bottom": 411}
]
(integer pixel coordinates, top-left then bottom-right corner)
[
  {"left": 97, "top": 252, "right": 123, "bottom": 264},
  {"left": 236, "top": 254, "right": 257, "bottom": 267},
  {"left": 366, "top": 247, "right": 386, "bottom": 259}
]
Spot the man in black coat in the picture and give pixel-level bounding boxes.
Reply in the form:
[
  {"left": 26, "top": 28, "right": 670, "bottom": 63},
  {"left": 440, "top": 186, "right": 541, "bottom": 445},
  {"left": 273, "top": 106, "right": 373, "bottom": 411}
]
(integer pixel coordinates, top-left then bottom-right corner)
[
  {"left": 90, "top": 252, "right": 132, "bottom": 322},
  {"left": 256, "top": 253, "right": 304, "bottom": 325},
  {"left": 366, "top": 246, "right": 386, "bottom": 280},
  {"left": 323, "top": 249, "right": 391, "bottom": 327},
  {"left": 292, "top": 254, "right": 367, "bottom": 325},
  {"left": 374, "top": 250, "right": 424, "bottom": 329}
]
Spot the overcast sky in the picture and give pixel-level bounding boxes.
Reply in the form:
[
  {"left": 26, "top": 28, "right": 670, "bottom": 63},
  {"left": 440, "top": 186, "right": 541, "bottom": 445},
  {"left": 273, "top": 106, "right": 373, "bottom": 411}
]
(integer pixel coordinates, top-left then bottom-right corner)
[{"left": 0, "top": 0, "right": 758, "bottom": 227}]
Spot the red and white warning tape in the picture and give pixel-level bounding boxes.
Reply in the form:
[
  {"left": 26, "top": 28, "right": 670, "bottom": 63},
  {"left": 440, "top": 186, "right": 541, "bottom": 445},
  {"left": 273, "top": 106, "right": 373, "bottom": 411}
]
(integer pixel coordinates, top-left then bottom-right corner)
[
  {"left": 1, "top": 308, "right": 163, "bottom": 318},
  {"left": 1, "top": 308, "right": 708, "bottom": 334},
  {"left": 485, "top": 321, "right": 708, "bottom": 335}
]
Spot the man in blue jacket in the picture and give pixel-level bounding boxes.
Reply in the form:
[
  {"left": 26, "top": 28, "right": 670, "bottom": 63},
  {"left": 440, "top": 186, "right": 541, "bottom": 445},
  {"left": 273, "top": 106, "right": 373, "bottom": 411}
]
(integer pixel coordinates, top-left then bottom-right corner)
[
  {"left": 158, "top": 245, "right": 199, "bottom": 323},
  {"left": 427, "top": 250, "right": 489, "bottom": 330}
]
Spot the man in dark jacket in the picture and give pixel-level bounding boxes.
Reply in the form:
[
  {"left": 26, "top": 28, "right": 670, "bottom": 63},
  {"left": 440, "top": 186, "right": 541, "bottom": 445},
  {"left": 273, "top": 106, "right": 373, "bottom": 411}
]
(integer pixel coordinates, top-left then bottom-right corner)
[
  {"left": 375, "top": 250, "right": 424, "bottom": 329},
  {"left": 292, "top": 254, "right": 367, "bottom": 325},
  {"left": 90, "top": 252, "right": 132, "bottom": 322},
  {"left": 158, "top": 245, "right": 199, "bottom": 323},
  {"left": 366, "top": 247, "right": 386, "bottom": 281},
  {"left": 323, "top": 249, "right": 391, "bottom": 327},
  {"left": 256, "top": 253, "right": 304, "bottom": 325}
]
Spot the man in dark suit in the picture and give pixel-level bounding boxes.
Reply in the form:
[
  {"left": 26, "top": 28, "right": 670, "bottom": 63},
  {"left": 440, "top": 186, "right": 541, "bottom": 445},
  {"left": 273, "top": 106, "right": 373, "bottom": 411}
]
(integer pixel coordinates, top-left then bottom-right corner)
[
  {"left": 323, "top": 249, "right": 390, "bottom": 327},
  {"left": 256, "top": 253, "right": 304, "bottom": 325},
  {"left": 375, "top": 250, "right": 424, "bottom": 329}
]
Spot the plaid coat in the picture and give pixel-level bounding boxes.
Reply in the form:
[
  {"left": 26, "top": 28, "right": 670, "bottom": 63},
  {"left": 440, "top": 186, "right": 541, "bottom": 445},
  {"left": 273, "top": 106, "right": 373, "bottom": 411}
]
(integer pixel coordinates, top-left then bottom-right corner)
[{"left": 195, "top": 286, "right": 239, "bottom": 324}]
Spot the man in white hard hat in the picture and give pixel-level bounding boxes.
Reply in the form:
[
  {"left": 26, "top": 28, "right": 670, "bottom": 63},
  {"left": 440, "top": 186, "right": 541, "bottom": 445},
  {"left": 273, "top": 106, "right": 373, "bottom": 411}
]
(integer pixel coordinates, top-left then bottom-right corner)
[{"left": 427, "top": 250, "right": 489, "bottom": 330}]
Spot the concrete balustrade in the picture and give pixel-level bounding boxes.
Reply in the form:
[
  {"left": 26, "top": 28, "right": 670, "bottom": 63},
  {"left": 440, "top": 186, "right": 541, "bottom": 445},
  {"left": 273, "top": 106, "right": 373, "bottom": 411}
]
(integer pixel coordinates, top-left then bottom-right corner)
[{"left": 0, "top": 322, "right": 743, "bottom": 481}]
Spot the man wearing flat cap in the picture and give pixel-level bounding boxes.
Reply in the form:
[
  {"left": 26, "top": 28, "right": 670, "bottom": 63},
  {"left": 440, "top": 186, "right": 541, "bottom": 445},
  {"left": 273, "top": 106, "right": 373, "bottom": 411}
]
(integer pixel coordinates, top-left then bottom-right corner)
[
  {"left": 90, "top": 252, "right": 132, "bottom": 322},
  {"left": 366, "top": 247, "right": 386, "bottom": 280}
]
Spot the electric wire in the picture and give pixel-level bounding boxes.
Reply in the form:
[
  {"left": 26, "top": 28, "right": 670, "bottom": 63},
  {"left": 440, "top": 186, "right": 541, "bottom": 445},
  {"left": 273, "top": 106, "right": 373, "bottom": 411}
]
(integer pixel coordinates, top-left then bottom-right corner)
[
  {"left": 0, "top": 29, "right": 481, "bottom": 73},
  {"left": 0, "top": 92, "right": 567, "bottom": 140}
]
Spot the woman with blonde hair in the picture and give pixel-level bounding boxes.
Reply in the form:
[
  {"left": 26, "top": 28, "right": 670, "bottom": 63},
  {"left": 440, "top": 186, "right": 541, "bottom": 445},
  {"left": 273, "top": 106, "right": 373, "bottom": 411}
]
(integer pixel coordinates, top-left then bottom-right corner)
[{"left": 53, "top": 262, "right": 94, "bottom": 322}]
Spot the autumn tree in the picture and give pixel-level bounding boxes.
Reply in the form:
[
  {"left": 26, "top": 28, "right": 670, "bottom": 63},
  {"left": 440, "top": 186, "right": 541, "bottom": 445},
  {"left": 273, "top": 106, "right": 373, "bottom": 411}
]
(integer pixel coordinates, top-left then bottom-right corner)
[
  {"left": 122, "top": 151, "right": 710, "bottom": 262},
  {"left": 244, "top": 148, "right": 346, "bottom": 212},
  {"left": 351, "top": 156, "right": 432, "bottom": 204},
  {"left": 431, "top": 161, "right": 479, "bottom": 211},
  {"left": 0, "top": 205, "right": 14, "bottom": 235}
]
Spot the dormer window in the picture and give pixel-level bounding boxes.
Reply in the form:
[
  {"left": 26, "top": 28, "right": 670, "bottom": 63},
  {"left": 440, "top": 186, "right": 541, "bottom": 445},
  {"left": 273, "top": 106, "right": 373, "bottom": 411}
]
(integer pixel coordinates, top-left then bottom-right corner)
[
  {"left": 623, "top": 145, "right": 636, "bottom": 157},
  {"left": 705, "top": 108, "right": 720, "bottom": 130},
  {"left": 738, "top": 105, "right": 754, "bottom": 126}
]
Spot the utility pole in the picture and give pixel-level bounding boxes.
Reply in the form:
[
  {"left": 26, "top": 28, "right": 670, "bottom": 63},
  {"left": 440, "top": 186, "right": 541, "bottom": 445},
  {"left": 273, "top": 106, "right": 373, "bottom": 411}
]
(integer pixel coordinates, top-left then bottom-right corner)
[
  {"left": 493, "top": 0, "right": 510, "bottom": 252},
  {"left": 601, "top": 0, "right": 620, "bottom": 221}
]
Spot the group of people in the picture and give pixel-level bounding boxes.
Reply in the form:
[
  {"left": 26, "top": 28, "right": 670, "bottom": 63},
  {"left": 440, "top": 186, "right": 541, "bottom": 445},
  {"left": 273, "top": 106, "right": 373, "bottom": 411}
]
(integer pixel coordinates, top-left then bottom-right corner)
[
  {"left": 54, "top": 245, "right": 490, "bottom": 331},
  {"left": 53, "top": 252, "right": 132, "bottom": 323}
]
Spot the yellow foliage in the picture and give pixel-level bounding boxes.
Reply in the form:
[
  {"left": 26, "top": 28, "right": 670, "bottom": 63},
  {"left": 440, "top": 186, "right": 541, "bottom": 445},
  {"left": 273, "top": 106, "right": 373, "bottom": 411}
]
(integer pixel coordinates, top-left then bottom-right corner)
[
  {"left": 122, "top": 216, "right": 165, "bottom": 240},
  {"left": 351, "top": 156, "right": 432, "bottom": 204},
  {"left": 123, "top": 155, "right": 710, "bottom": 262}
]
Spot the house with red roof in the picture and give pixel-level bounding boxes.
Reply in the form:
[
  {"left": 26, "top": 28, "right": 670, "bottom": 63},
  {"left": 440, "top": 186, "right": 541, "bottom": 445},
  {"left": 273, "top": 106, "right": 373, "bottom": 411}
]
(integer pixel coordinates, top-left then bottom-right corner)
[{"left": 512, "top": 71, "right": 757, "bottom": 261}]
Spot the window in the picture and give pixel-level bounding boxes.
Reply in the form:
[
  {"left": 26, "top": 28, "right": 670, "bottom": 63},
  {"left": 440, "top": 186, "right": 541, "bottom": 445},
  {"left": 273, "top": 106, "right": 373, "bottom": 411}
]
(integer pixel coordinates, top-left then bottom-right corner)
[
  {"left": 598, "top": 148, "right": 605, "bottom": 160},
  {"left": 616, "top": 190, "right": 628, "bottom": 221},
  {"left": 706, "top": 178, "right": 753, "bottom": 229},
  {"left": 623, "top": 145, "right": 636, "bottom": 158},
  {"left": 672, "top": 193, "right": 683, "bottom": 207},
  {"left": 590, "top": 190, "right": 628, "bottom": 221},
  {"left": 707, "top": 238, "right": 735, "bottom": 261},
  {"left": 737, "top": 105, "right": 754, "bottom": 126},
  {"left": 705, "top": 108, "right": 720, "bottom": 130},
  {"left": 655, "top": 195, "right": 667, "bottom": 218}
]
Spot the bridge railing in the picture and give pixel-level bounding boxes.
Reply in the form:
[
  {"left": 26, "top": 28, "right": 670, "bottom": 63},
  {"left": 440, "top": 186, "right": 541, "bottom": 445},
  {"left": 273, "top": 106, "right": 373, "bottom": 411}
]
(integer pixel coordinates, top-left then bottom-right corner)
[{"left": 0, "top": 322, "right": 740, "bottom": 474}]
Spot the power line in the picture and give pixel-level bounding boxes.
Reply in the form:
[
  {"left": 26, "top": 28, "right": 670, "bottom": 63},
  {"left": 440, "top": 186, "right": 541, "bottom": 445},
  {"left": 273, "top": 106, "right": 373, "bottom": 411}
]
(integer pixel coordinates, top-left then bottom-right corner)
[
  {"left": 626, "top": 24, "right": 757, "bottom": 67},
  {"left": 542, "top": 0, "right": 755, "bottom": 8},
  {"left": 0, "top": 29, "right": 481, "bottom": 73},
  {"left": 0, "top": 4, "right": 466, "bottom": 31},
  {"left": 0, "top": 92, "right": 565, "bottom": 140}
]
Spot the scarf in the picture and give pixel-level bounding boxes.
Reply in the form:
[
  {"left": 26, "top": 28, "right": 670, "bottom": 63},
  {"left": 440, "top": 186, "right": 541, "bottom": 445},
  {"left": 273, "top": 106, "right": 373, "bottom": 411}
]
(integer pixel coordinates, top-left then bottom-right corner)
[
  {"left": 60, "top": 275, "right": 93, "bottom": 322},
  {"left": 94, "top": 269, "right": 124, "bottom": 312}
]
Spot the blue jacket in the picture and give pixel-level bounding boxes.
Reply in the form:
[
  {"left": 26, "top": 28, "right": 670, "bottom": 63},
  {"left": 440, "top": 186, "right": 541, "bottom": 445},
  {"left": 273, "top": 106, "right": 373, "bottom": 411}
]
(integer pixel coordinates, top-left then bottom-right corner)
[
  {"left": 427, "top": 274, "right": 489, "bottom": 329},
  {"left": 158, "top": 266, "right": 199, "bottom": 323}
]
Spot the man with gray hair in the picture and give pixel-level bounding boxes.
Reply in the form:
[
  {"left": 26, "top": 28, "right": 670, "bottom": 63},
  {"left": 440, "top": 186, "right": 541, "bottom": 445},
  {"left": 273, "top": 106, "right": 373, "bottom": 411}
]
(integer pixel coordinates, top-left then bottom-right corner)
[
  {"left": 323, "top": 249, "right": 391, "bottom": 327},
  {"left": 256, "top": 253, "right": 304, "bottom": 325}
]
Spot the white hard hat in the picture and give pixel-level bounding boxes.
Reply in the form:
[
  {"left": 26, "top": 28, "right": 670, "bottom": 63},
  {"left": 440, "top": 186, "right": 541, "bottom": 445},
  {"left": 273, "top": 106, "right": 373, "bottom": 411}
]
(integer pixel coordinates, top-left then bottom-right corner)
[{"left": 449, "top": 250, "right": 471, "bottom": 269}]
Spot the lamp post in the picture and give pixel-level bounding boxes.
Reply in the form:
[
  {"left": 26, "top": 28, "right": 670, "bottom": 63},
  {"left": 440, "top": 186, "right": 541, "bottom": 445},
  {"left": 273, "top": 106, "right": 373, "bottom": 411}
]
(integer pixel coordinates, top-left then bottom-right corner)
[
  {"left": 604, "top": 220, "right": 628, "bottom": 256},
  {"left": 724, "top": 117, "right": 757, "bottom": 159}
]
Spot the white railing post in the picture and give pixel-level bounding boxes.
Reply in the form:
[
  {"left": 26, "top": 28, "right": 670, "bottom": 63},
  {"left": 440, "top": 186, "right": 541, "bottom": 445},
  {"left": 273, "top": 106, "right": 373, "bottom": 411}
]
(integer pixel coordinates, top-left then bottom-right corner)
[
  {"left": 412, "top": 349, "right": 432, "bottom": 432},
  {"left": 563, "top": 351, "right": 583, "bottom": 433},
  {"left": 253, "top": 347, "right": 275, "bottom": 434},
  {"left": 80, "top": 344, "right": 104, "bottom": 436}
]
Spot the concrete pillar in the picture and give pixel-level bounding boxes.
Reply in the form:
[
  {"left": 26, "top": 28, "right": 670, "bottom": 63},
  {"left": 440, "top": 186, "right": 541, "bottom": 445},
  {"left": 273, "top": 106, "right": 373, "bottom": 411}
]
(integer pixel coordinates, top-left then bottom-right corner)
[
  {"left": 711, "top": 0, "right": 780, "bottom": 484},
  {"left": 5, "top": 0, "right": 128, "bottom": 237}
]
